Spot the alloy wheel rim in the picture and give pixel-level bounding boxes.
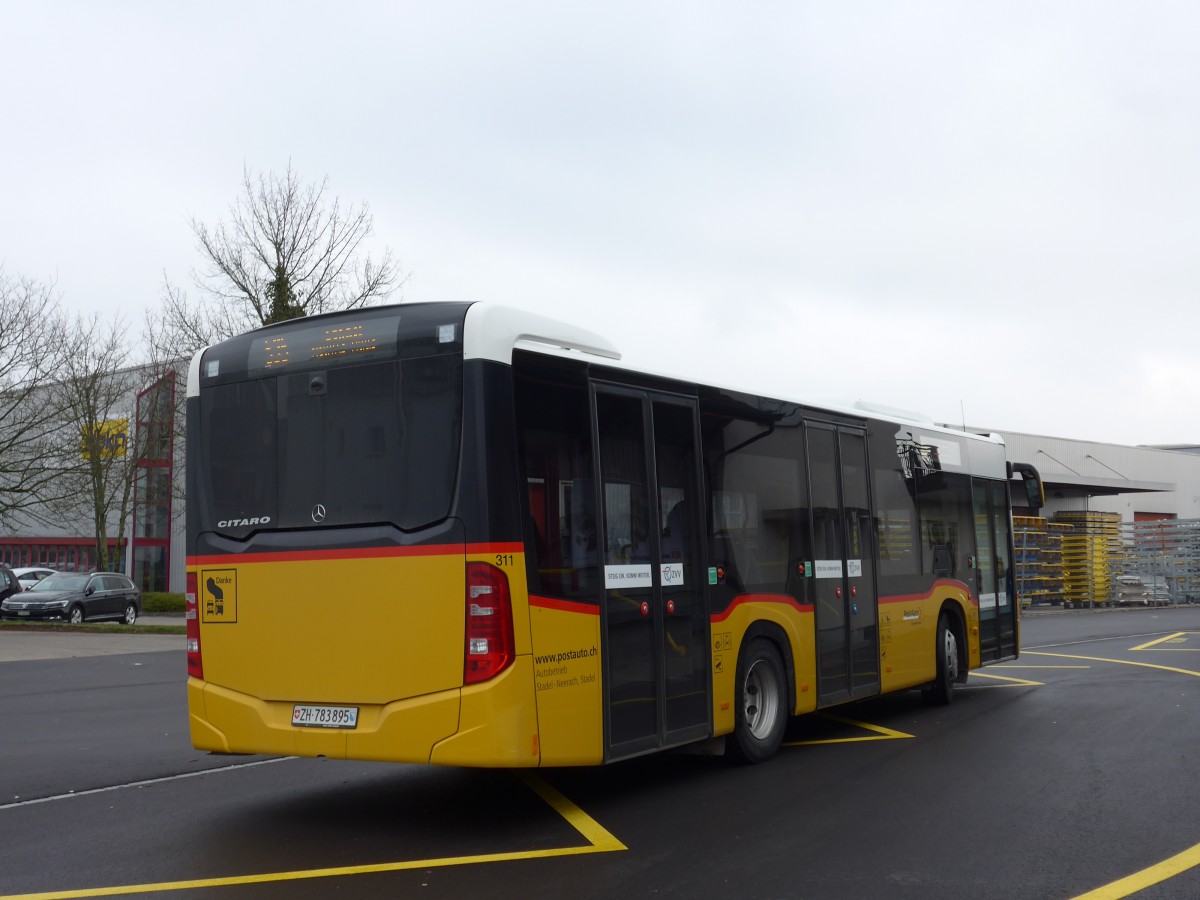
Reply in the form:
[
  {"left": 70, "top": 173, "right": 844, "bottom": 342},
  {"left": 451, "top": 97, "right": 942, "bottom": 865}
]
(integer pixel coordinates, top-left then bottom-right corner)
[
  {"left": 744, "top": 660, "right": 780, "bottom": 739},
  {"left": 944, "top": 629, "right": 959, "bottom": 681}
]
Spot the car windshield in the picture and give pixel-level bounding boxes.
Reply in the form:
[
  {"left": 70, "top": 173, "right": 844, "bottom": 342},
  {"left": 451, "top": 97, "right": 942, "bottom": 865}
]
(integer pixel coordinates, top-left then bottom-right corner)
[{"left": 31, "top": 574, "right": 89, "bottom": 592}]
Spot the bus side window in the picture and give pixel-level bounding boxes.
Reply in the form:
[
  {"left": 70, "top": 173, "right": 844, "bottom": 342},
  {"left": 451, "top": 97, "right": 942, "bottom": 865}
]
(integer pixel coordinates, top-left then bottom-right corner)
[
  {"left": 661, "top": 499, "right": 688, "bottom": 562},
  {"left": 916, "top": 473, "right": 973, "bottom": 580},
  {"left": 702, "top": 410, "right": 808, "bottom": 599},
  {"left": 514, "top": 365, "right": 600, "bottom": 602},
  {"left": 931, "top": 543, "right": 954, "bottom": 577}
]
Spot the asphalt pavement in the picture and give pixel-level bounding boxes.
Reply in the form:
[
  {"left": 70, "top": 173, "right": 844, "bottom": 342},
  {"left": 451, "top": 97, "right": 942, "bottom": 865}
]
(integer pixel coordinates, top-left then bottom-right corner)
[{"left": 0, "top": 618, "right": 183, "bottom": 662}]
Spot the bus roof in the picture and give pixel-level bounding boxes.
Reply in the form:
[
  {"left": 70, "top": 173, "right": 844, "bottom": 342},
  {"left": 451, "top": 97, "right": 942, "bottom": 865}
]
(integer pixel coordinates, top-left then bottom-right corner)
[
  {"left": 462, "top": 303, "right": 1005, "bottom": 456},
  {"left": 462, "top": 303, "right": 620, "bottom": 363},
  {"left": 186, "top": 301, "right": 1006, "bottom": 471}
]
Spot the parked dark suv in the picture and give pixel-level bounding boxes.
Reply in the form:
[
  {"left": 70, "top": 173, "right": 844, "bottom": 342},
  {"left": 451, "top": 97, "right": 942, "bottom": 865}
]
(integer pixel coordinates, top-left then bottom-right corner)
[
  {"left": 0, "top": 565, "right": 22, "bottom": 603},
  {"left": 0, "top": 572, "right": 141, "bottom": 625}
]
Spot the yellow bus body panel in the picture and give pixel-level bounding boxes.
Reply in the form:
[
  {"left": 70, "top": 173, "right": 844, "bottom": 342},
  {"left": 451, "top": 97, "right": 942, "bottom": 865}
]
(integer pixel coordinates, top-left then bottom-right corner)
[
  {"left": 189, "top": 676, "right": 461, "bottom": 762},
  {"left": 709, "top": 597, "right": 817, "bottom": 737},
  {"left": 878, "top": 581, "right": 976, "bottom": 693},
  {"left": 189, "top": 547, "right": 555, "bottom": 766},
  {"left": 430, "top": 656, "right": 542, "bottom": 766},
  {"left": 527, "top": 600, "right": 604, "bottom": 766},
  {"left": 192, "top": 553, "right": 465, "bottom": 705}
]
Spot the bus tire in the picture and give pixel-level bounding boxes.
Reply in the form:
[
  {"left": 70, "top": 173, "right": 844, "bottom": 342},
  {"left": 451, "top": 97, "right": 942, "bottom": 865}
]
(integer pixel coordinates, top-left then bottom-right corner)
[
  {"left": 925, "top": 612, "right": 958, "bottom": 706},
  {"left": 728, "top": 638, "right": 787, "bottom": 764}
]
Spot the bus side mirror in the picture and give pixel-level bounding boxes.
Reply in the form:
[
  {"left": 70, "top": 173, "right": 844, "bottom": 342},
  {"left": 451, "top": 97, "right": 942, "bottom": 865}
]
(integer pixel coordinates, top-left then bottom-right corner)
[{"left": 1008, "top": 462, "right": 1045, "bottom": 511}]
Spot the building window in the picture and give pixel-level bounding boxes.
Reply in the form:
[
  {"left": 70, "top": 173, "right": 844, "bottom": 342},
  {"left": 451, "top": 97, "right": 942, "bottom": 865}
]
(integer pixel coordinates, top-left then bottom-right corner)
[{"left": 132, "top": 372, "right": 176, "bottom": 593}]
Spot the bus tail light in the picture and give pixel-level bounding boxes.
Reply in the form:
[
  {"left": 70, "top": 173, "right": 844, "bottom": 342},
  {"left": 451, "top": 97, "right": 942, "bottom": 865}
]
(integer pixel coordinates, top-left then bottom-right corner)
[
  {"left": 186, "top": 572, "right": 203, "bottom": 680},
  {"left": 464, "top": 562, "right": 514, "bottom": 685}
]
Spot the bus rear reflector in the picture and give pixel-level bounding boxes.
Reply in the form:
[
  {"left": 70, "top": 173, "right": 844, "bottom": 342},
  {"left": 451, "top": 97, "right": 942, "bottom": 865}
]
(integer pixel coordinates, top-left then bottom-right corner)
[
  {"left": 464, "top": 562, "right": 514, "bottom": 685},
  {"left": 186, "top": 572, "right": 203, "bottom": 680}
]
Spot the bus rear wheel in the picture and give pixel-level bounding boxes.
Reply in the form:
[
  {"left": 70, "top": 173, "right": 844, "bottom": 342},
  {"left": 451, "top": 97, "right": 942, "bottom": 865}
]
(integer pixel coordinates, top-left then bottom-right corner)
[{"left": 728, "top": 638, "right": 786, "bottom": 764}]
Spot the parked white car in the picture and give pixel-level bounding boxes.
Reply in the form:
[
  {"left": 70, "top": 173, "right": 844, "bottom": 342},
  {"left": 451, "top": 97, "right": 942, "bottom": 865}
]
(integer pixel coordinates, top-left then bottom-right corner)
[{"left": 12, "top": 567, "right": 57, "bottom": 589}]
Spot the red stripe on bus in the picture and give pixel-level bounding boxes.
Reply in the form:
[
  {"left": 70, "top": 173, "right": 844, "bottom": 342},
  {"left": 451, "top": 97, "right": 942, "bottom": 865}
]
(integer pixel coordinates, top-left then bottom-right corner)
[
  {"left": 878, "top": 579, "right": 975, "bottom": 606},
  {"left": 528, "top": 594, "right": 601, "bottom": 615},
  {"left": 187, "top": 541, "right": 523, "bottom": 567},
  {"left": 710, "top": 593, "right": 814, "bottom": 623},
  {"left": 468, "top": 542, "right": 525, "bottom": 556}
]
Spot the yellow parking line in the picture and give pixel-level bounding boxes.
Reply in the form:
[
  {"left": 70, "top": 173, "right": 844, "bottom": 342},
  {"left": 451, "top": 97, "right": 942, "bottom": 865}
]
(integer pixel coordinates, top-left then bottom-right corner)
[
  {"left": 515, "top": 771, "right": 626, "bottom": 852},
  {"left": 1019, "top": 649, "right": 1200, "bottom": 897},
  {"left": 1129, "top": 632, "right": 1187, "bottom": 651},
  {"left": 990, "top": 665, "right": 1090, "bottom": 669},
  {"left": 785, "top": 715, "right": 913, "bottom": 746},
  {"left": 1071, "top": 840, "right": 1200, "bottom": 899},
  {"left": 1024, "top": 650, "right": 1200, "bottom": 678},
  {"left": 0, "top": 772, "right": 624, "bottom": 900},
  {"left": 969, "top": 672, "right": 1044, "bottom": 686}
]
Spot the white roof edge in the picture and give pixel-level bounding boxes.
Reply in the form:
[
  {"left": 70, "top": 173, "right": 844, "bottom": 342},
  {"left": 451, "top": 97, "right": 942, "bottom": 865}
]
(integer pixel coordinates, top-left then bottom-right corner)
[
  {"left": 186, "top": 347, "right": 209, "bottom": 399},
  {"left": 463, "top": 304, "right": 621, "bottom": 363},
  {"left": 853, "top": 400, "right": 935, "bottom": 425}
]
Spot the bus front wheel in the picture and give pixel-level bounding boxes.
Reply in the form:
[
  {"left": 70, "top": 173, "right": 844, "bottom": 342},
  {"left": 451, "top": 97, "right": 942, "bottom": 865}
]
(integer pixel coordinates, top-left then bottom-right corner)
[
  {"left": 728, "top": 638, "right": 787, "bottom": 764},
  {"left": 923, "top": 613, "right": 958, "bottom": 706}
]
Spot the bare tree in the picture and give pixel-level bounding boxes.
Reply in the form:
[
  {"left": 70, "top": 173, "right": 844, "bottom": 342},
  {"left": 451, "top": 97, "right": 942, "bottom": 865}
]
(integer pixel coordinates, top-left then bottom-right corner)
[
  {"left": 0, "top": 270, "right": 72, "bottom": 527},
  {"left": 145, "top": 276, "right": 228, "bottom": 364},
  {"left": 147, "top": 163, "right": 403, "bottom": 361},
  {"left": 48, "top": 314, "right": 146, "bottom": 574}
]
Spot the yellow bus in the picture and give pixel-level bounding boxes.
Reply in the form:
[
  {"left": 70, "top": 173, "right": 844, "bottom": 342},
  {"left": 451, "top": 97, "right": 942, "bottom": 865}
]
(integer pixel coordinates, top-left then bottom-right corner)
[{"left": 185, "top": 303, "right": 1042, "bottom": 766}]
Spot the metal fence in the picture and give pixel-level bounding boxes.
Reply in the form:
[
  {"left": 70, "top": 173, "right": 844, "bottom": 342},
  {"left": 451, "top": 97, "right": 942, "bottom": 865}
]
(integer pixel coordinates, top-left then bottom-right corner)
[{"left": 1014, "top": 515, "right": 1200, "bottom": 607}]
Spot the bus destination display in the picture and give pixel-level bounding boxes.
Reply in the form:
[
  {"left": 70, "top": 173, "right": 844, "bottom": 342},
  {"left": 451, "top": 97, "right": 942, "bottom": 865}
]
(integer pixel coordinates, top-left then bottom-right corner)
[{"left": 247, "top": 315, "right": 402, "bottom": 374}]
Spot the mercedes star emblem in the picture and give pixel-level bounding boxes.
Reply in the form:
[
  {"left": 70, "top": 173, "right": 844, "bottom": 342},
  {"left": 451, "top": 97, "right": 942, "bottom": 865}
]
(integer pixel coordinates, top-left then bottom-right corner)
[{"left": 311, "top": 504, "right": 327, "bottom": 523}]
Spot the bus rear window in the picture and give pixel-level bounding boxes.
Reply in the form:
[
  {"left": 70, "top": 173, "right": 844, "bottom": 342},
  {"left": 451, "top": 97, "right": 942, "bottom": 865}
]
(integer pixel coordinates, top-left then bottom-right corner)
[{"left": 199, "top": 356, "right": 463, "bottom": 535}]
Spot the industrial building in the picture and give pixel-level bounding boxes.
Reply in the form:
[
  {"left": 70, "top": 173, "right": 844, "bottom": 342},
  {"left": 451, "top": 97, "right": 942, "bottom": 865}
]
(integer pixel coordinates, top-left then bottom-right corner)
[
  {"left": 981, "top": 428, "right": 1200, "bottom": 607},
  {"left": 0, "top": 367, "right": 183, "bottom": 594}
]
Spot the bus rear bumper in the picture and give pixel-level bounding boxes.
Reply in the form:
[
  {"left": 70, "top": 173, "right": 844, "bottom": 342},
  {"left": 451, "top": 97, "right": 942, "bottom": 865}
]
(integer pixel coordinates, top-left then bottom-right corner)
[
  {"left": 186, "top": 657, "right": 540, "bottom": 767},
  {"left": 187, "top": 677, "right": 460, "bottom": 763},
  {"left": 429, "top": 656, "right": 540, "bottom": 767}
]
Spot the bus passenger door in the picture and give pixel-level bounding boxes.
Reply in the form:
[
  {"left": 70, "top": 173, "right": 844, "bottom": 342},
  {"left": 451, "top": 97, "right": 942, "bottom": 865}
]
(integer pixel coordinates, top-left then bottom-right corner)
[
  {"left": 973, "top": 480, "right": 1017, "bottom": 661},
  {"left": 594, "top": 386, "right": 712, "bottom": 761},
  {"left": 808, "top": 424, "right": 880, "bottom": 707}
]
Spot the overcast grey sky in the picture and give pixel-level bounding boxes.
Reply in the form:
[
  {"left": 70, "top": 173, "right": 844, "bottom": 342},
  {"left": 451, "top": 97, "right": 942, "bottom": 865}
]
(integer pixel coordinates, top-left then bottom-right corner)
[{"left": 3, "top": 1, "right": 1198, "bottom": 446}]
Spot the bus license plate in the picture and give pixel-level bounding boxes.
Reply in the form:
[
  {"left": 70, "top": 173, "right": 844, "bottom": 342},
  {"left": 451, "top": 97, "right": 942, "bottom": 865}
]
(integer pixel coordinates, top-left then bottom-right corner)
[{"left": 291, "top": 705, "right": 359, "bottom": 729}]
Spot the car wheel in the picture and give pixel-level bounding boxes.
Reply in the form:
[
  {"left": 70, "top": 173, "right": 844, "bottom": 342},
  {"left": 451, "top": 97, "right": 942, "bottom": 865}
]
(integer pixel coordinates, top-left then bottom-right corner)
[
  {"left": 122, "top": 603, "right": 137, "bottom": 626},
  {"left": 68, "top": 605, "right": 84, "bottom": 625}
]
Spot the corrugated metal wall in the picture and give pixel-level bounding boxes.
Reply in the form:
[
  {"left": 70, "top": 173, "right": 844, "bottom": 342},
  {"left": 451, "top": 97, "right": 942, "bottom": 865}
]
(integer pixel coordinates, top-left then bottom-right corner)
[{"left": 978, "top": 429, "right": 1200, "bottom": 521}]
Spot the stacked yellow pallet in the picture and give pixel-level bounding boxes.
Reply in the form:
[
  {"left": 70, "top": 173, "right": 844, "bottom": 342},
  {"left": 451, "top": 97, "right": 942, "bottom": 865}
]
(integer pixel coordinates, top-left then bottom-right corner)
[
  {"left": 1012, "top": 516, "right": 1049, "bottom": 606},
  {"left": 1045, "top": 521, "right": 1070, "bottom": 605},
  {"left": 1053, "top": 511, "right": 1122, "bottom": 608}
]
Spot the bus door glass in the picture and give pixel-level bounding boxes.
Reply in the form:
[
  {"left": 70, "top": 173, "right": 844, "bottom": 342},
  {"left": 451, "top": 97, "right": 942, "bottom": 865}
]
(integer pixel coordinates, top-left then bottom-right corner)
[
  {"left": 993, "top": 481, "right": 1016, "bottom": 657},
  {"left": 840, "top": 431, "right": 879, "bottom": 697},
  {"left": 973, "top": 480, "right": 1016, "bottom": 662},
  {"left": 594, "top": 386, "right": 710, "bottom": 760},
  {"left": 808, "top": 424, "right": 879, "bottom": 707}
]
